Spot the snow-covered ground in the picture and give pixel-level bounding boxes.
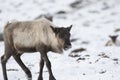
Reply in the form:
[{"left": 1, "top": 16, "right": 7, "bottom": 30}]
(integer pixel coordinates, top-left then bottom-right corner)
[{"left": 0, "top": 0, "right": 120, "bottom": 80}]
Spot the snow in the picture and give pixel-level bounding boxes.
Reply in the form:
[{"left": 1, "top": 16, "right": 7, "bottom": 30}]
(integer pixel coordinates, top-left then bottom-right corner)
[{"left": 0, "top": 0, "right": 120, "bottom": 80}]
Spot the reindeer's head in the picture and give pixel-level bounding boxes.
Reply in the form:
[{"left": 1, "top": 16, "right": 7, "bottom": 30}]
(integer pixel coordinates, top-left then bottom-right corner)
[
  {"left": 109, "top": 35, "right": 118, "bottom": 43},
  {"left": 51, "top": 25, "right": 72, "bottom": 50}
]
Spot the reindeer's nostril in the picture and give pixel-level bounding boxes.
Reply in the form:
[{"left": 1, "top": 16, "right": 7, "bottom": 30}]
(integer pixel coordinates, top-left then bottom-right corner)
[
  {"left": 68, "top": 43, "right": 71, "bottom": 46},
  {"left": 64, "top": 43, "right": 72, "bottom": 50}
]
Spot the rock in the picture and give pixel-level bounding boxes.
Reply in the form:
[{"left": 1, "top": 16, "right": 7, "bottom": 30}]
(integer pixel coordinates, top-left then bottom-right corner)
[
  {"left": 76, "top": 57, "right": 85, "bottom": 61},
  {"left": 115, "top": 28, "right": 120, "bottom": 32},
  {"left": 70, "top": 0, "right": 82, "bottom": 8},
  {"left": 56, "top": 10, "right": 66, "bottom": 14},
  {"left": 70, "top": 38, "right": 78, "bottom": 42},
  {"left": 81, "top": 41, "right": 89, "bottom": 44},
  {"left": 7, "top": 69, "right": 19, "bottom": 71},
  {"left": 0, "top": 10, "right": 1, "bottom": 13},
  {"left": 35, "top": 14, "right": 53, "bottom": 21},
  {"left": 71, "top": 48, "right": 86, "bottom": 53},
  {"left": 99, "top": 70, "right": 106, "bottom": 74},
  {"left": 69, "top": 48, "right": 86, "bottom": 58}
]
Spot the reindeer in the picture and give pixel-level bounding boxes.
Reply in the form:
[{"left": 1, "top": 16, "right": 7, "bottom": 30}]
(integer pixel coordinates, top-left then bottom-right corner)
[
  {"left": 1, "top": 18, "right": 72, "bottom": 80},
  {"left": 105, "top": 35, "right": 120, "bottom": 46}
]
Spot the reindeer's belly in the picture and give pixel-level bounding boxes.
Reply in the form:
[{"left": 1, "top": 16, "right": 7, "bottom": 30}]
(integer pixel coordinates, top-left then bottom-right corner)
[
  {"left": 15, "top": 46, "right": 36, "bottom": 53},
  {"left": 14, "top": 42, "right": 37, "bottom": 53}
]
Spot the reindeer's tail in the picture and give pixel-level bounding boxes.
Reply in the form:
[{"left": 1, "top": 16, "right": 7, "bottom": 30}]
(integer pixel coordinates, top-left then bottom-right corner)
[
  {"left": 0, "top": 22, "right": 10, "bottom": 41},
  {"left": 0, "top": 32, "right": 3, "bottom": 41}
]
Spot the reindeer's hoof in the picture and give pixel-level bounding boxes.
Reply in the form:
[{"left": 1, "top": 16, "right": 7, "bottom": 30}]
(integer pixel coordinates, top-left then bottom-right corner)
[
  {"left": 49, "top": 76, "right": 56, "bottom": 80},
  {"left": 38, "top": 76, "right": 43, "bottom": 80},
  {"left": 28, "top": 77, "right": 32, "bottom": 80}
]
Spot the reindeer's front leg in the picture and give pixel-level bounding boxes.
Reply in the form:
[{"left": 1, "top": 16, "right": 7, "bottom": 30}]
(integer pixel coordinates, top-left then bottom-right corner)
[
  {"left": 39, "top": 48, "right": 56, "bottom": 80},
  {"left": 38, "top": 56, "right": 44, "bottom": 80},
  {"left": 42, "top": 54, "right": 56, "bottom": 80}
]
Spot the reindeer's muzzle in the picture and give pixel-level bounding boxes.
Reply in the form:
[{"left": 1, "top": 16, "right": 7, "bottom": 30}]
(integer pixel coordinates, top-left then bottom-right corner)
[{"left": 64, "top": 42, "right": 72, "bottom": 50}]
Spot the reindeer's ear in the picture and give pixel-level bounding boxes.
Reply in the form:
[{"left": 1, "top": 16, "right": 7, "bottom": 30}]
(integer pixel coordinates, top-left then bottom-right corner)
[
  {"left": 50, "top": 25, "right": 59, "bottom": 34},
  {"left": 50, "top": 25, "right": 55, "bottom": 32},
  {"left": 67, "top": 25, "right": 72, "bottom": 31}
]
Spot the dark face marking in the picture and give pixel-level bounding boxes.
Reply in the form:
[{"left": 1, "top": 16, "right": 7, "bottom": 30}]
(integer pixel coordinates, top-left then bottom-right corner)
[{"left": 51, "top": 25, "right": 72, "bottom": 50}]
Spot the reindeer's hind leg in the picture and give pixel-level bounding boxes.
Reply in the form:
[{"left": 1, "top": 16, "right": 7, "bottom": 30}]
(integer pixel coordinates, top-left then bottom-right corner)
[
  {"left": 13, "top": 53, "right": 32, "bottom": 80},
  {"left": 1, "top": 51, "right": 12, "bottom": 80}
]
